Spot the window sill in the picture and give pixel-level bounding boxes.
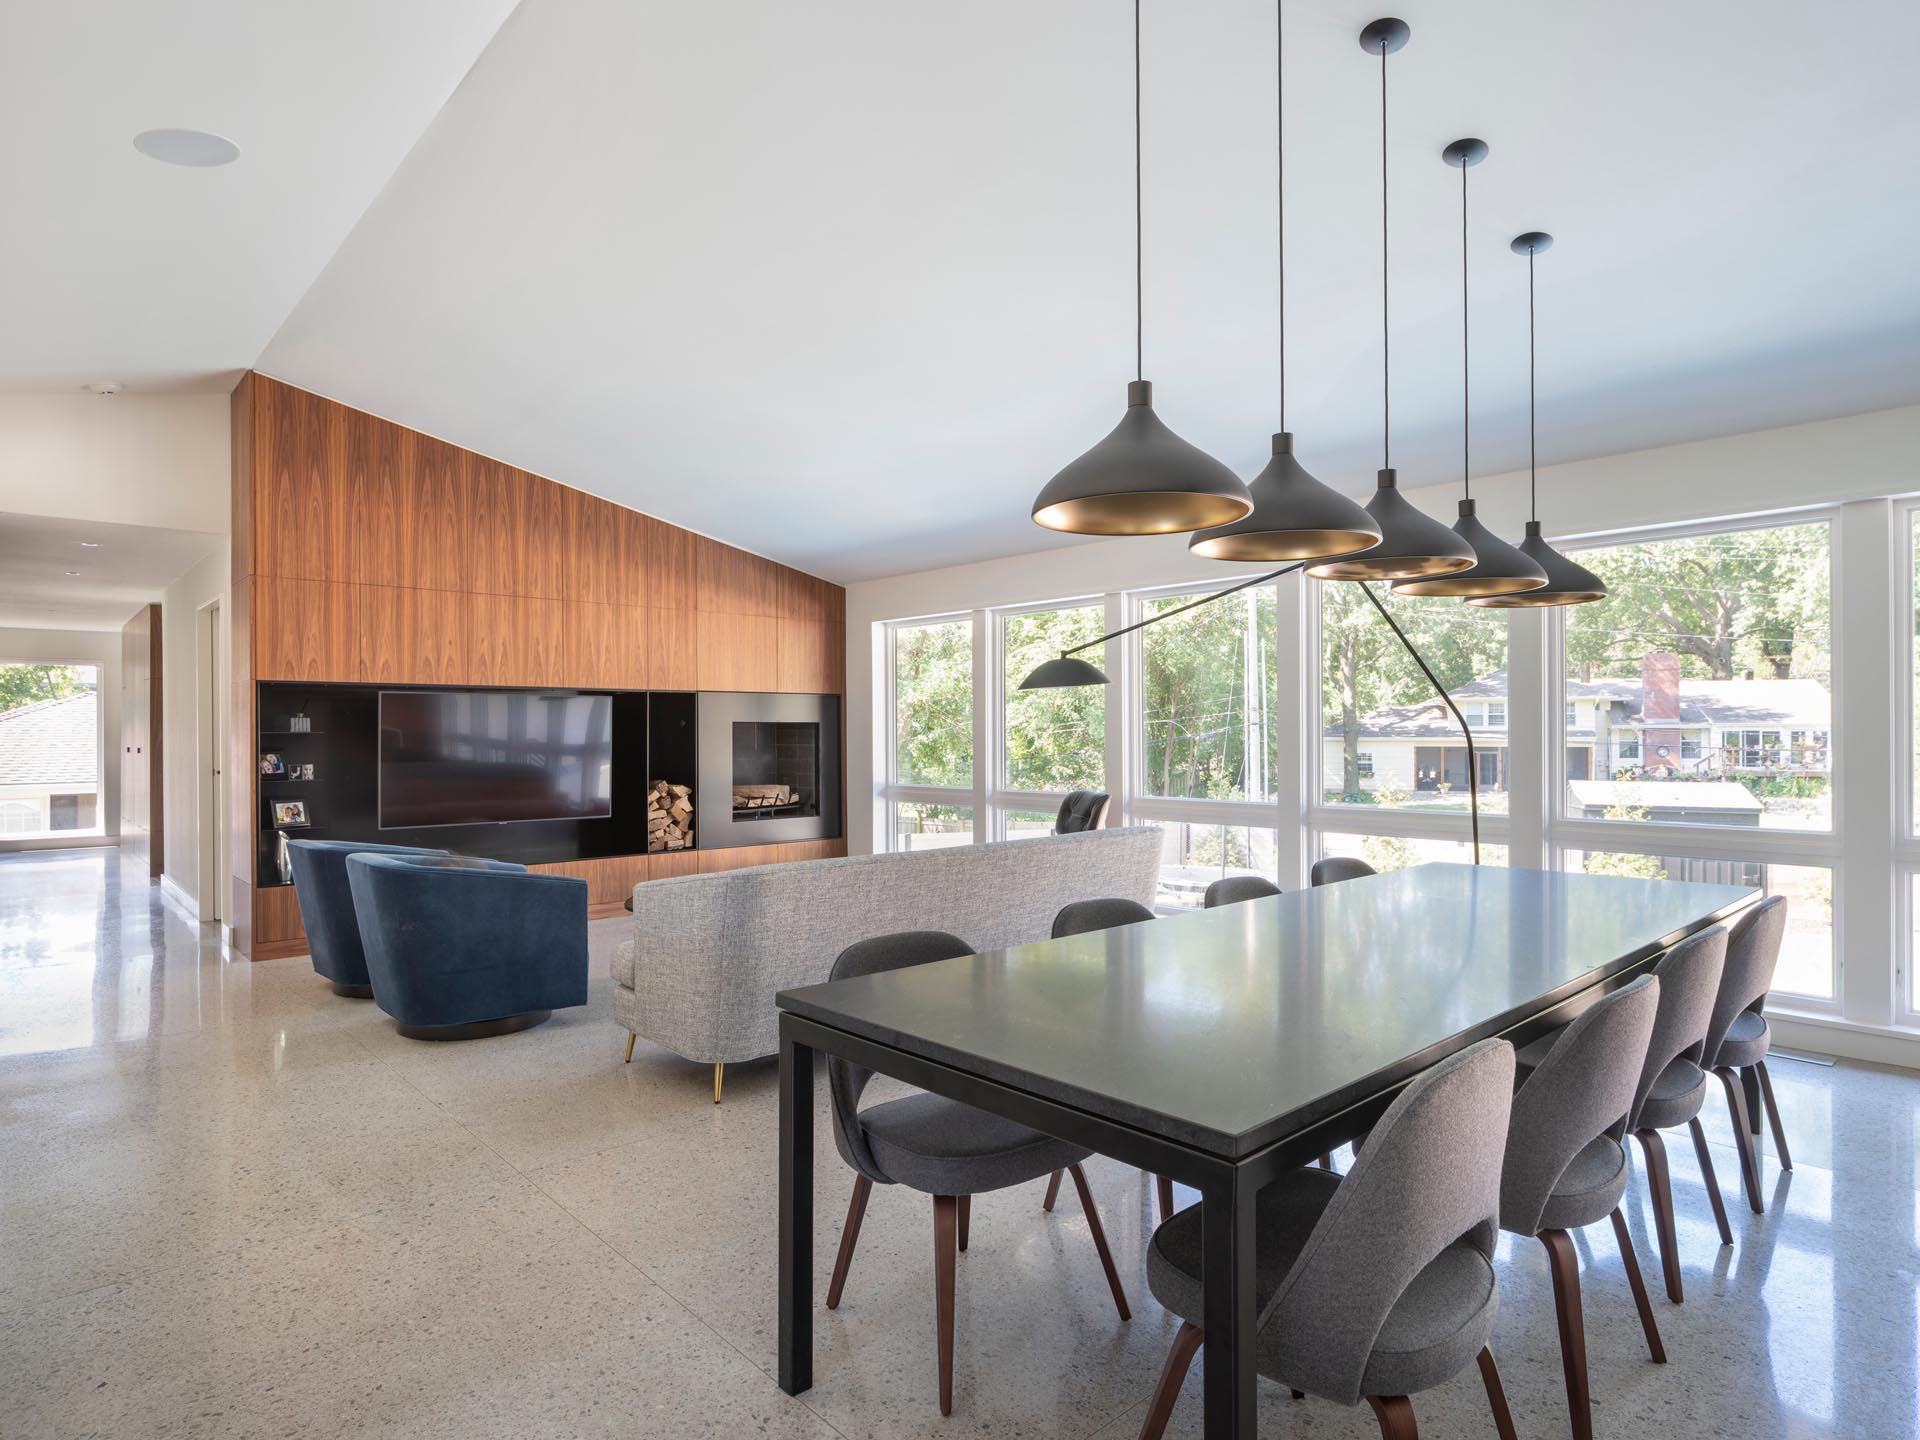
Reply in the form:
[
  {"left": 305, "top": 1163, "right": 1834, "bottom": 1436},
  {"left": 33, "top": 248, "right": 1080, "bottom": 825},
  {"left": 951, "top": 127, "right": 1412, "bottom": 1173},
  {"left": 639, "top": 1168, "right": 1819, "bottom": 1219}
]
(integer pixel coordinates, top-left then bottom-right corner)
[{"left": 1765, "top": 1009, "right": 1920, "bottom": 1073}]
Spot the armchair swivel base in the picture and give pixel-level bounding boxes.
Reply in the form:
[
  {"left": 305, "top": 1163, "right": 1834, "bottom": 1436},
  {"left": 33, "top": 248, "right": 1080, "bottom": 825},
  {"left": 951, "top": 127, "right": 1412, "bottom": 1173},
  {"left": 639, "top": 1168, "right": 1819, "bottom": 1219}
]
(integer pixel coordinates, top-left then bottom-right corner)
[
  {"left": 396, "top": 1010, "right": 553, "bottom": 1042},
  {"left": 331, "top": 981, "right": 375, "bottom": 999}
]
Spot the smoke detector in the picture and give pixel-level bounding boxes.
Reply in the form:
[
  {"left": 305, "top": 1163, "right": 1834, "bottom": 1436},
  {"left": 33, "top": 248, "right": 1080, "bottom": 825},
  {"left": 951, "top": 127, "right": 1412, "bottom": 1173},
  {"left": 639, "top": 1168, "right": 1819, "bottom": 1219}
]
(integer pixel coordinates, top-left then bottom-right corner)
[{"left": 87, "top": 382, "right": 122, "bottom": 397}]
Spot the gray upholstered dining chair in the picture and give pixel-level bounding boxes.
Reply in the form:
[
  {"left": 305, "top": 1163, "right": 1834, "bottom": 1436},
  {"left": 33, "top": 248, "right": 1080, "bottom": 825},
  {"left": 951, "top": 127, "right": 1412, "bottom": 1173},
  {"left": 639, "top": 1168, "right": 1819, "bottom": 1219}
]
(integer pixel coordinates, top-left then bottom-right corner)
[
  {"left": 1624, "top": 925, "right": 1731, "bottom": 1303},
  {"left": 1203, "top": 874, "right": 1282, "bottom": 908},
  {"left": 1312, "top": 856, "right": 1377, "bottom": 887},
  {"left": 1051, "top": 896, "right": 1155, "bottom": 937},
  {"left": 1701, "top": 896, "right": 1792, "bottom": 1215},
  {"left": 1054, "top": 790, "right": 1112, "bottom": 833},
  {"left": 823, "top": 930, "right": 1130, "bottom": 1417},
  {"left": 1048, "top": 897, "right": 1176, "bottom": 1217},
  {"left": 1134, "top": 1040, "right": 1520, "bottom": 1440},
  {"left": 1501, "top": 976, "right": 1665, "bottom": 1440}
]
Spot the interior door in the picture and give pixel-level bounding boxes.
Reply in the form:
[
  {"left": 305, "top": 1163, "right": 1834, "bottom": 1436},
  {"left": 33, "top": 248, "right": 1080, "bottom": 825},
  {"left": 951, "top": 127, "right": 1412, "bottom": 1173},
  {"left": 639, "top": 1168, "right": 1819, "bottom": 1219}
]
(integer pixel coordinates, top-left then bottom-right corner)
[{"left": 120, "top": 604, "right": 163, "bottom": 878}]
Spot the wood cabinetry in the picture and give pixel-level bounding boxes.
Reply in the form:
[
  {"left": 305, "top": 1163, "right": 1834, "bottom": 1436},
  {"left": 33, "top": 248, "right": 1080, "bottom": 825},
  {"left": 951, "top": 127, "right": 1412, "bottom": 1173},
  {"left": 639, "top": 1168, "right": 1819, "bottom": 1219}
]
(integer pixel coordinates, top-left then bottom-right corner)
[{"left": 231, "top": 374, "right": 846, "bottom": 958}]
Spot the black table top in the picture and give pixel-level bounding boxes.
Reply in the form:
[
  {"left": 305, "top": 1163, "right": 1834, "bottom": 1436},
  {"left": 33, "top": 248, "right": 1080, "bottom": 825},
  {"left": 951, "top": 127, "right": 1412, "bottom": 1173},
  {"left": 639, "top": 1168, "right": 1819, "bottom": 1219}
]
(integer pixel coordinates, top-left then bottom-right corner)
[{"left": 777, "top": 864, "right": 1756, "bottom": 1160}]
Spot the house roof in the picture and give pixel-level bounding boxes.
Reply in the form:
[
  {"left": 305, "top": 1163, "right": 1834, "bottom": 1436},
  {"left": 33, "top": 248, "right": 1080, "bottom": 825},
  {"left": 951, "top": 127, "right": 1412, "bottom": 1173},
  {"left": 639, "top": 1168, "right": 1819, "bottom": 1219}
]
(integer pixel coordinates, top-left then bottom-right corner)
[
  {"left": 1566, "top": 779, "right": 1764, "bottom": 814},
  {"left": 0, "top": 694, "right": 98, "bottom": 788},
  {"left": 1329, "top": 670, "right": 1830, "bottom": 740}
]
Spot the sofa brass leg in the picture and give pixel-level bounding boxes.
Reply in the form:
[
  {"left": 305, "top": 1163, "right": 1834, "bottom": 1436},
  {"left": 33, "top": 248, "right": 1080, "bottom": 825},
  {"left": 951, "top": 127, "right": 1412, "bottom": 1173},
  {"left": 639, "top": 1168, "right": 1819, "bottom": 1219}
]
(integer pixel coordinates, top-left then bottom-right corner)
[
  {"left": 624, "top": 1031, "right": 636, "bottom": 1064},
  {"left": 713, "top": 1063, "right": 725, "bottom": 1104}
]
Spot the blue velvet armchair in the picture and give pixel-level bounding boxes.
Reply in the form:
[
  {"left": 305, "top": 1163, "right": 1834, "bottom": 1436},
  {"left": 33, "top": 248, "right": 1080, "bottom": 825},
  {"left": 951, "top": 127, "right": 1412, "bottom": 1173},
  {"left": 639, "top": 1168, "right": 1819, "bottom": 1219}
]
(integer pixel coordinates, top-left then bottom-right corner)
[
  {"left": 286, "top": 838, "right": 449, "bottom": 996},
  {"left": 344, "top": 852, "right": 590, "bottom": 1039}
]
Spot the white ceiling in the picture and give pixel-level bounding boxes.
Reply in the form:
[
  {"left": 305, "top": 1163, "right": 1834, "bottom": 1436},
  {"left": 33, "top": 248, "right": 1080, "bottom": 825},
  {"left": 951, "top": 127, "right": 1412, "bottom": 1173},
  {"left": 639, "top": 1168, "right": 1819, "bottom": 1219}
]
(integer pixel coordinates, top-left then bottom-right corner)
[
  {"left": 0, "top": 0, "right": 517, "bottom": 392},
  {"left": 8, "top": 1, "right": 1918, "bottom": 585},
  {"left": 0, "top": 514, "right": 222, "bottom": 632}
]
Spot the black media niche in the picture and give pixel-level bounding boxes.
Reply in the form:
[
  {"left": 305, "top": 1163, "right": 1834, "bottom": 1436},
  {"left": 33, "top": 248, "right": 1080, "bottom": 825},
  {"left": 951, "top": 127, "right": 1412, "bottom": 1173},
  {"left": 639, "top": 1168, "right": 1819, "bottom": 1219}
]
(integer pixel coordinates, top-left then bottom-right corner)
[{"left": 255, "top": 681, "right": 662, "bottom": 888}]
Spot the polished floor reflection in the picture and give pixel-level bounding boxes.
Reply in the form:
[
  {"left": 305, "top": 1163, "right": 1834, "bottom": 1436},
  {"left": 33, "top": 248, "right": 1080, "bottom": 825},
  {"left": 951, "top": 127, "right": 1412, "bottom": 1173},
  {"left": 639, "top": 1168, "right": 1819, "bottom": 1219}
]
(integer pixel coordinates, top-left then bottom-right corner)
[{"left": 2, "top": 846, "right": 1916, "bottom": 1438}]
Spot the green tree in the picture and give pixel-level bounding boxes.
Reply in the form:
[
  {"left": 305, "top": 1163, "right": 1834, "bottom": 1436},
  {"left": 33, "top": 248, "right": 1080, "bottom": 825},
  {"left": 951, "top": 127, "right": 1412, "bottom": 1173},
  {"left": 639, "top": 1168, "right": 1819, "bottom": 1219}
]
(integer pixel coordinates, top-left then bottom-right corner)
[
  {"left": 892, "top": 622, "right": 972, "bottom": 787},
  {"left": 1002, "top": 607, "right": 1105, "bottom": 791},
  {"left": 1140, "top": 587, "right": 1275, "bottom": 802},
  {"left": 0, "top": 664, "right": 89, "bottom": 713}
]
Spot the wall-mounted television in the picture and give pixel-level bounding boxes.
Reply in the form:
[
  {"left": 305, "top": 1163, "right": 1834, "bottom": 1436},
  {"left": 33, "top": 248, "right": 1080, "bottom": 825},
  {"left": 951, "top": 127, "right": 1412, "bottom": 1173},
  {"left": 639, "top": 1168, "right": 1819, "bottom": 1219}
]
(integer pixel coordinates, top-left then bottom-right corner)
[{"left": 378, "top": 690, "right": 614, "bottom": 829}]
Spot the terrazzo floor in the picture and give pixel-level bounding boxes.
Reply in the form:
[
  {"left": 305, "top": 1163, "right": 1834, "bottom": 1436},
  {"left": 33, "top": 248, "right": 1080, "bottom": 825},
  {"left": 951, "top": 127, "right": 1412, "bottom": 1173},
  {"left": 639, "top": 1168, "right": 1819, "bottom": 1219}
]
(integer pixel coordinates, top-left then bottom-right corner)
[{"left": 2, "top": 847, "right": 1915, "bottom": 1438}]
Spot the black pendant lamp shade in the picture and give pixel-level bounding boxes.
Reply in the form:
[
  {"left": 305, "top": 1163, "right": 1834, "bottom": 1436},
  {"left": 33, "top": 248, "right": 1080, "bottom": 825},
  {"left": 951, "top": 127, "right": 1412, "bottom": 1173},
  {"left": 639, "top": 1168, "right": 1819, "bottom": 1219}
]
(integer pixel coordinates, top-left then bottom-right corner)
[
  {"left": 1030, "top": 1, "right": 1252, "bottom": 537},
  {"left": 1189, "top": 433, "right": 1380, "bottom": 560},
  {"left": 1305, "top": 468, "right": 1477, "bottom": 579},
  {"left": 1466, "top": 231, "right": 1609, "bottom": 608},
  {"left": 1392, "top": 140, "right": 1546, "bottom": 597},
  {"left": 1018, "top": 654, "right": 1111, "bottom": 690},
  {"left": 1032, "top": 381, "right": 1253, "bottom": 535},
  {"left": 1467, "top": 521, "right": 1607, "bottom": 607}
]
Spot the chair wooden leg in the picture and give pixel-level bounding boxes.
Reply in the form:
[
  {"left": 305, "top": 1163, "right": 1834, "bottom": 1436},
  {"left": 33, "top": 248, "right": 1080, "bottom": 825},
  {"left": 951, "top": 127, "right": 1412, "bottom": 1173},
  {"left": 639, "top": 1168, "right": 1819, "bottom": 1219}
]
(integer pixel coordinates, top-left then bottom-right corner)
[
  {"left": 826, "top": 1175, "right": 872, "bottom": 1310},
  {"left": 1067, "top": 1162, "right": 1131, "bottom": 1321},
  {"left": 1540, "top": 1229, "right": 1592, "bottom": 1440},
  {"left": 713, "top": 1063, "right": 725, "bottom": 1104},
  {"left": 1476, "top": 1348, "right": 1519, "bottom": 1440},
  {"left": 1366, "top": 1394, "right": 1419, "bottom": 1438},
  {"left": 1756, "top": 1060, "right": 1793, "bottom": 1171},
  {"left": 1686, "top": 1117, "right": 1734, "bottom": 1246},
  {"left": 1133, "top": 1320, "right": 1203, "bottom": 1440},
  {"left": 1155, "top": 1173, "right": 1174, "bottom": 1224},
  {"left": 1741, "top": 1065, "right": 1764, "bottom": 1135},
  {"left": 1043, "top": 1169, "right": 1062, "bottom": 1212},
  {"left": 1716, "top": 1067, "right": 1765, "bottom": 1214},
  {"left": 1318, "top": 1152, "right": 1334, "bottom": 1170},
  {"left": 957, "top": 1194, "right": 970, "bottom": 1253},
  {"left": 933, "top": 1195, "right": 958, "bottom": 1416},
  {"left": 1609, "top": 1207, "right": 1666, "bottom": 1363},
  {"left": 1636, "top": 1128, "right": 1684, "bottom": 1304},
  {"left": 623, "top": 1031, "right": 636, "bottom": 1063}
]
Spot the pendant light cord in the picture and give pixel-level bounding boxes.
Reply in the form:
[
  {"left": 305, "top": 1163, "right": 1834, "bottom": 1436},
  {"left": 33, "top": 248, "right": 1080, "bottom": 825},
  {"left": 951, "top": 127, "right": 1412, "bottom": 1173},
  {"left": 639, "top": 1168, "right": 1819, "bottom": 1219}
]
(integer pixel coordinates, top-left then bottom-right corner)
[
  {"left": 1121, "top": 0, "right": 1136, "bottom": 384},
  {"left": 1276, "top": 0, "right": 1286, "bottom": 431},
  {"left": 1461, "top": 157, "right": 1470, "bottom": 500},
  {"left": 1379, "top": 39, "right": 1390, "bottom": 469},
  {"left": 1527, "top": 245, "right": 1538, "bottom": 519}
]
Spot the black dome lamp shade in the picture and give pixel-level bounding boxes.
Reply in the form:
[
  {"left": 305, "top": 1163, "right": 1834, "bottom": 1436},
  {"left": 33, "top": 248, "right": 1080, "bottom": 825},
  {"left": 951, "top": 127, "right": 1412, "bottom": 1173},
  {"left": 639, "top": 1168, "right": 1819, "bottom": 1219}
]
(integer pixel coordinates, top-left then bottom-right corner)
[
  {"left": 1392, "top": 139, "right": 1546, "bottom": 598},
  {"left": 1190, "top": 0, "right": 1380, "bottom": 563},
  {"left": 1031, "top": 0, "right": 1251, "bottom": 537},
  {"left": 1305, "top": 20, "right": 1476, "bottom": 584},
  {"left": 1018, "top": 654, "right": 1112, "bottom": 691},
  {"left": 1467, "top": 232, "right": 1609, "bottom": 607}
]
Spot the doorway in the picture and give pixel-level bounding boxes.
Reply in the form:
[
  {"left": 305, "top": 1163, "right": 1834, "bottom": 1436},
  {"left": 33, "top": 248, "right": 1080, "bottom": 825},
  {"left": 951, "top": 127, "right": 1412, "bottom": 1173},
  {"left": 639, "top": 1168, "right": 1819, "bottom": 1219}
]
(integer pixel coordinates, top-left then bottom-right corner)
[{"left": 197, "top": 599, "right": 226, "bottom": 925}]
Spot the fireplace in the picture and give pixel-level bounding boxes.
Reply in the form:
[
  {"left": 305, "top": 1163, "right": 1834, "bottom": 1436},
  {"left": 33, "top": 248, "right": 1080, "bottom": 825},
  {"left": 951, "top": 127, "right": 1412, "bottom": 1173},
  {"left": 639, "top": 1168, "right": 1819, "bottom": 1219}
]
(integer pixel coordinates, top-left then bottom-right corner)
[{"left": 697, "top": 691, "right": 842, "bottom": 848}]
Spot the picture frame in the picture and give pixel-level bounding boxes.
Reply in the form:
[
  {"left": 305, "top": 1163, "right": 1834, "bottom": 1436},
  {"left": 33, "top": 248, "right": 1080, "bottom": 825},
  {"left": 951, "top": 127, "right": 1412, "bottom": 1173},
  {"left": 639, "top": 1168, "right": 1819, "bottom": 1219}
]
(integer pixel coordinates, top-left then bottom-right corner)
[
  {"left": 259, "top": 752, "right": 285, "bottom": 776},
  {"left": 293, "top": 763, "right": 316, "bottom": 781},
  {"left": 271, "top": 800, "right": 309, "bottom": 828}
]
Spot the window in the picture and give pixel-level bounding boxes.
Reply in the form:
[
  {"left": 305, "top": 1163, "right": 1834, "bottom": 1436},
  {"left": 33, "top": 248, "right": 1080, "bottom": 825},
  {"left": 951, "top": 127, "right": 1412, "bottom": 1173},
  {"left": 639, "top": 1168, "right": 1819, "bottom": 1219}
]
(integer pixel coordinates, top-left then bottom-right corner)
[
  {"left": 891, "top": 620, "right": 972, "bottom": 787},
  {"left": 1566, "top": 702, "right": 1579, "bottom": 729},
  {"left": 1561, "top": 849, "right": 1835, "bottom": 1000},
  {"left": 1154, "top": 824, "right": 1278, "bottom": 911},
  {"left": 1139, "top": 584, "right": 1277, "bottom": 801},
  {"left": 0, "top": 801, "right": 38, "bottom": 835},
  {"left": 1355, "top": 752, "right": 1375, "bottom": 778},
  {"left": 0, "top": 663, "right": 103, "bottom": 841},
  {"left": 890, "top": 801, "right": 974, "bottom": 852},
  {"left": 1319, "top": 832, "right": 1508, "bottom": 873},
  {"left": 1001, "top": 604, "right": 1105, "bottom": 793},
  {"left": 998, "top": 808, "right": 1057, "bottom": 841},
  {"left": 1319, "top": 582, "right": 1509, "bottom": 813},
  {"left": 1562, "top": 521, "right": 1832, "bottom": 831}
]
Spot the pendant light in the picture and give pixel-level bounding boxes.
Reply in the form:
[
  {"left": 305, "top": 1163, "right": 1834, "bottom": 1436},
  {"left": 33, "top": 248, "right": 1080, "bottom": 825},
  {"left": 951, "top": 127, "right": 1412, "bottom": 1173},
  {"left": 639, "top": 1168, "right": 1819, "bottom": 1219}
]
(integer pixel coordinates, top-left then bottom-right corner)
[
  {"left": 1307, "top": 19, "right": 1476, "bottom": 583},
  {"left": 1391, "top": 140, "right": 1547, "bottom": 597},
  {"left": 1030, "top": 0, "right": 1252, "bottom": 536},
  {"left": 1467, "top": 233, "right": 1609, "bottom": 607},
  {"left": 1188, "top": 0, "right": 1380, "bottom": 563}
]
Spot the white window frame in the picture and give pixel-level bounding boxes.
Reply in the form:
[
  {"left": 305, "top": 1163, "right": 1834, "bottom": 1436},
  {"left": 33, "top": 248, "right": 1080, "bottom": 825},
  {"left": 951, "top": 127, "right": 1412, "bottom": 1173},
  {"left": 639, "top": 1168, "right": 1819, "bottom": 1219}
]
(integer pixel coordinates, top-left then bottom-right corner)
[
  {"left": 881, "top": 611, "right": 982, "bottom": 849},
  {"left": 1896, "top": 499, "right": 1920, "bottom": 1022}
]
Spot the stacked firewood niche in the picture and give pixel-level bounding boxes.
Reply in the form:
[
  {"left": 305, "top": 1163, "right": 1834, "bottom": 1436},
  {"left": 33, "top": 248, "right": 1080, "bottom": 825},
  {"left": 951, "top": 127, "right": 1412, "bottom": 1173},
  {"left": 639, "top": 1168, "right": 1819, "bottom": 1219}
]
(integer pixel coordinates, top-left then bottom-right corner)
[{"left": 647, "top": 782, "right": 694, "bottom": 851}]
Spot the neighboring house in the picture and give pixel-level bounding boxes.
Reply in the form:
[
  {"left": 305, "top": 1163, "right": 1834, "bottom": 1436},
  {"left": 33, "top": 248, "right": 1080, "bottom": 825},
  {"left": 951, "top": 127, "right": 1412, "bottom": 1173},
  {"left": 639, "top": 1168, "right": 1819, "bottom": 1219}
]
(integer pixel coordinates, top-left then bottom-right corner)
[
  {"left": 0, "top": 693, "right": 100, "bottom": 836},
  {"left": 1565, "top": 779, "right": 1763, "bottom": 826},
  {"left": 1323, "top": 651, "right": 1831, "bottom": 797}
]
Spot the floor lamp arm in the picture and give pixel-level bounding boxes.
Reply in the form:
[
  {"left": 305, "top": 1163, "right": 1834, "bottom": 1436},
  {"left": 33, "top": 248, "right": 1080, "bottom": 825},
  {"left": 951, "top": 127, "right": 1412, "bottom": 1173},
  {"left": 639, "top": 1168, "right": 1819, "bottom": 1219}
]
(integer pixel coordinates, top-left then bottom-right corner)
[{"left": 1355, "top": 581, "right": 1481, "bottom": 865}]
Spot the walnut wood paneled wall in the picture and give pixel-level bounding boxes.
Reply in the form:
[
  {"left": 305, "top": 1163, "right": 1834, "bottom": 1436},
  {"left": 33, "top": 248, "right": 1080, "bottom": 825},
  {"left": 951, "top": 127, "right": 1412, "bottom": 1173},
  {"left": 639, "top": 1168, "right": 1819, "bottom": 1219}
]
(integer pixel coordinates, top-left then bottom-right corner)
[{"left": 231, "top": 374, "right": 845, "bottom": 959}]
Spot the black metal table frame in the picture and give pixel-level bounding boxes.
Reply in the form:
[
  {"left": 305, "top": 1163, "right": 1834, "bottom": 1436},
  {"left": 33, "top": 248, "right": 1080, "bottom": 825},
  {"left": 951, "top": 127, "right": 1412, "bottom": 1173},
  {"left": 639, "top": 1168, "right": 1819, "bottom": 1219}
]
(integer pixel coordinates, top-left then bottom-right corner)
[{"left": 775, "top": 939, "right": 1679, "bottom": 1440}]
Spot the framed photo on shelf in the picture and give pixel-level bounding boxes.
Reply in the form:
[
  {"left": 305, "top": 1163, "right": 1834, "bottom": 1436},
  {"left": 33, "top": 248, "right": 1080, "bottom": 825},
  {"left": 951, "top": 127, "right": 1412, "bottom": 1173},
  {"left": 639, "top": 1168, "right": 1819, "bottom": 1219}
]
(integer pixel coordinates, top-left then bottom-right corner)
[
  {"left": 271, "top": 800, "right": 310, "bottom": 829},
  {"left": 292, "top": 763, "right": 316, "bottom": 781},
  {"left": 259, "top": 752, "right": 285, "bottom": 776}
]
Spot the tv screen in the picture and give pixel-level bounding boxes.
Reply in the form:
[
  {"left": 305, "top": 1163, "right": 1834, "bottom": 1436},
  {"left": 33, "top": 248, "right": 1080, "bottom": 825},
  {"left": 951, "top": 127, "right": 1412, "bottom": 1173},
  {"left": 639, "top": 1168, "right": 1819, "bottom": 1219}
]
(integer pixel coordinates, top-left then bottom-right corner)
[{"left": 378, "top": 690, "right": 614, "bottom": 829}]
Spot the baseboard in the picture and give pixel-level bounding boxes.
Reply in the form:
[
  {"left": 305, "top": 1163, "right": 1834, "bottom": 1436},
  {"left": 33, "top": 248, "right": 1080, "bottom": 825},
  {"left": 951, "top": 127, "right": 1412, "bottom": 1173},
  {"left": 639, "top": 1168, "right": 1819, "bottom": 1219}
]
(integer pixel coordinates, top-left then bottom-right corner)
[
  {"left": 0, "top": 834, "right": 119, "bottom": 853},
  {"left": 158, "top": 874, "right": 199, "bottom": 920},
  {"left": 1768, "top": 1013, "right": 1920, "bottom": 1072},
  {"left": 252, "top": 938, "right": 309, "bottom": 962}
]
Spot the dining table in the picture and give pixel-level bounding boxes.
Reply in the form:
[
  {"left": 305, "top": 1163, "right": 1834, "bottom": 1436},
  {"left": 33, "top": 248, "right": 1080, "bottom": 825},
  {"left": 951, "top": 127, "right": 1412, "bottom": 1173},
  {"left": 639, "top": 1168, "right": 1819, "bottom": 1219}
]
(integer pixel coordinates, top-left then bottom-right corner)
[{"left": 774, "top": 862, "right": 1758, "bottom": 1438}]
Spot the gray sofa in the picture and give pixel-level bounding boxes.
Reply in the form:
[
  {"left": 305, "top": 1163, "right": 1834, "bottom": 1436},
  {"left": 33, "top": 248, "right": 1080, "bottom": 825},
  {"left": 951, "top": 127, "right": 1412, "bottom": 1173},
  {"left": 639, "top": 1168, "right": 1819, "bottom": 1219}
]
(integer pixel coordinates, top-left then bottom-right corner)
[{"left": 613, "top": 827, "right": 1161, "bottom": 1093}]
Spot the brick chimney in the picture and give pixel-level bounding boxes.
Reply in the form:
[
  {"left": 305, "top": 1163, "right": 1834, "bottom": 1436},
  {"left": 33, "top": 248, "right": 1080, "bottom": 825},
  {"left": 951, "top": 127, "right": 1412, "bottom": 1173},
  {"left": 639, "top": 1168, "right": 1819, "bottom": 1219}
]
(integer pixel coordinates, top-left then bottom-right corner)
[{"left": 1640, "top": 652, "right": 1682, "bottom": 770}]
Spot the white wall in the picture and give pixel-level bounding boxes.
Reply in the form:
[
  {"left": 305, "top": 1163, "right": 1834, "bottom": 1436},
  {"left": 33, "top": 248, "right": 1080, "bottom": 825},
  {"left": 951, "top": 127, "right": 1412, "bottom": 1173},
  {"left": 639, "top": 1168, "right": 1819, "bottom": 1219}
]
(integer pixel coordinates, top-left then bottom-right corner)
[
  {"left": 843, "top": 402, "right": 1920, "bottom": 854},
  {"left": 159, "top": 546, "right": 231, "bottom": 917},
  {"left": 0, "top": 392, "right": 229, "bottom": 533},
  {"left": 0, "top": 627, "right": 120, "bottom": 848}
]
